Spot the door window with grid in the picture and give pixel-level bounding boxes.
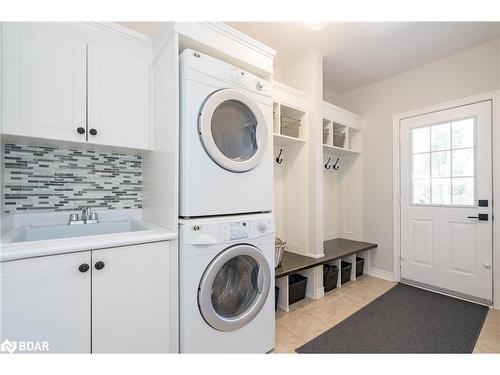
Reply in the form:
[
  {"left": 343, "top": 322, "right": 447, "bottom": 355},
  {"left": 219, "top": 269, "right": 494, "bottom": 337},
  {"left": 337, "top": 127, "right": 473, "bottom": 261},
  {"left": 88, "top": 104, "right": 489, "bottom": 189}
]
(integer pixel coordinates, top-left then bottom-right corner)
[{"left": 411, "top": 117, "right": 476, "bottom": 206}]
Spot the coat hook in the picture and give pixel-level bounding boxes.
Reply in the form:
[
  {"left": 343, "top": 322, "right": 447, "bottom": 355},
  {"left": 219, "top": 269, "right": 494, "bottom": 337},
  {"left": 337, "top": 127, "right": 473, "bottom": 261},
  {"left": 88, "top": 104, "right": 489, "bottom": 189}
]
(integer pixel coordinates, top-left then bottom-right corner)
[
  {"left": 276, "top": 149, "right": 284, "bottom": 164},
  {"left": 324, "top": 157, "right": 332, "bottom": 170},
  {"left": 333, "top": 158, "right": 340, "bottom": 171}
]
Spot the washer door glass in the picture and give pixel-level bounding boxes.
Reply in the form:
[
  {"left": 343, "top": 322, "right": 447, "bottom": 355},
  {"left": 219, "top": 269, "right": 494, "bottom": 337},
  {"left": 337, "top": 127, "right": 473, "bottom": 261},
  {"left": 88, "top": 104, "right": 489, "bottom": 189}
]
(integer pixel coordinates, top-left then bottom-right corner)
[
  {"left": 199, "top": 89, "right": 268, "bottom": 173},
  {"left": 198, "top": 244, "right": 271, "bottom": 332}
]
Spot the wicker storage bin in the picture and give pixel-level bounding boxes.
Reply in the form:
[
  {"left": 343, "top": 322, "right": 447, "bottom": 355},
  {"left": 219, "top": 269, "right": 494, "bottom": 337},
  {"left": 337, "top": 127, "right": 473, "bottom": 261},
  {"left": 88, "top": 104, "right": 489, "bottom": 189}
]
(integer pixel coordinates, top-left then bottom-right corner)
[{"left": 281, "top": 118, "right": 300, "bottom": 138}]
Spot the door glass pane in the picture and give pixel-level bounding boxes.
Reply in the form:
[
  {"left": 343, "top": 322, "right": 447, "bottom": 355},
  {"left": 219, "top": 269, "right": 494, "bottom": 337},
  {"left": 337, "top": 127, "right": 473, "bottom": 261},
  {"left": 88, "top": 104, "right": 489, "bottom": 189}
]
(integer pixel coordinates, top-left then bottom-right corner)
[
  {"left": 452, "top": 177, "right": 474, "bottom": 206},
  {"left": 452, "top": 148, "right": 474, "bottom": 177},
  {"left": 211, "top": 100, "right": 258, "bottom": 162},
  {"left": 413, "top": 179, "right": 431, "bottom": 204},
  {"left": 431, "top": 123, "right": 450, "bottom": 151},
  {"left": 431, "top": 151, "right": 451, "bottom": 177},
  {"left": 211, "top": 255, "right": 259, "bottom": 318},
  {"left": 413, "top": 154, "right": 430, "bottom": 178},
  {"left": 411, "top": 117, "right": 475, "bottom": 207},
  {"left": 412, "top": 126, "right": 430, "bottom": 153},
  {"left": 432, "top": 178, "right": 451, "bottom": 205},
  {"left": 452, "top": 118, "right": 474, "bottom": 149}
]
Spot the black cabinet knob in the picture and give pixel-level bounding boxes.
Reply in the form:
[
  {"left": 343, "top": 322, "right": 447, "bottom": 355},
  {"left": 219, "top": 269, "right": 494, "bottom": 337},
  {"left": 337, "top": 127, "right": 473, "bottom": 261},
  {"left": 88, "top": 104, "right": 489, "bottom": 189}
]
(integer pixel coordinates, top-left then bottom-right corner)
[
  {"left": 89, "top": 128, "right": 97, "bottom": 136},
  {"left": 77, "top": 127, "right": 86, "bottom": 135},
  {"left": 94, "top": 261, "right": 105, "bottom": 270},
  {"left": 79, "top": 263, "right": 90, "bottom": 273}
]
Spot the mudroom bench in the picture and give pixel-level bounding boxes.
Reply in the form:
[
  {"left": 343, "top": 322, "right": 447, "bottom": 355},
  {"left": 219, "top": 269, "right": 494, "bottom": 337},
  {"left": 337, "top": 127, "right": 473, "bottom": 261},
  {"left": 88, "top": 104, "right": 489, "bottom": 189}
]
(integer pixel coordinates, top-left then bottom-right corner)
[{"left": 275, "top": 238, "right": 377, "bottom": 312}]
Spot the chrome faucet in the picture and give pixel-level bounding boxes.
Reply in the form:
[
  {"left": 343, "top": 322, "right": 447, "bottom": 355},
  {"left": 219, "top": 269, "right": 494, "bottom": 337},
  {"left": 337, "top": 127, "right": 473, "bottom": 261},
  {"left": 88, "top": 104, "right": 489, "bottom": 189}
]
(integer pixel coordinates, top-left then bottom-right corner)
[{"left": 69, "top": 207, "right": 99, "bottom": 225}]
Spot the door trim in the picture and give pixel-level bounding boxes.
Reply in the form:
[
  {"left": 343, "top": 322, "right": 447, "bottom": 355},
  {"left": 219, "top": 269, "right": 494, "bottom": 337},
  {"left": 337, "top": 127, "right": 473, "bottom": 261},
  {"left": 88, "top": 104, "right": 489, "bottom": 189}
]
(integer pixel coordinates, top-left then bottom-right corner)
[{"left": 392, "top": 91, "right": 500, "bottom": 309}]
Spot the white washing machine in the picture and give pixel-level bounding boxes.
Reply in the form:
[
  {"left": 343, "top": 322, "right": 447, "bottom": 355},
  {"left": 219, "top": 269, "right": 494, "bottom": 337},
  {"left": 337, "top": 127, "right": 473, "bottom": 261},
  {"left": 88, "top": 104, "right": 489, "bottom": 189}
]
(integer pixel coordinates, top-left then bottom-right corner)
[
  {"left": 179, "top": 213, "right": 275, "bottom": 353},
  {"left": 179, "top": 49, "right": 273, "bottom": 218}
]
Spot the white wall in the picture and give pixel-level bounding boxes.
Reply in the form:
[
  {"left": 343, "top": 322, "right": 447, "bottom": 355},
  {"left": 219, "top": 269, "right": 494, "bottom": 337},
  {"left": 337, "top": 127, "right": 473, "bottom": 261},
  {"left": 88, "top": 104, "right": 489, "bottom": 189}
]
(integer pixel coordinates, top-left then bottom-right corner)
[{"left": 331, "top": 39, "right": 500, "bottom": 273}]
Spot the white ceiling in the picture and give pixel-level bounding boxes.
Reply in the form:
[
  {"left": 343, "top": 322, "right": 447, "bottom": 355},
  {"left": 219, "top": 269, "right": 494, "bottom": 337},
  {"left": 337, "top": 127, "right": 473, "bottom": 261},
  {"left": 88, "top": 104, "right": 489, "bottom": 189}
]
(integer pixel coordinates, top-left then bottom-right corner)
[
  {"left": 117, "top": 22, "right": 500, "bottom": 95},
  {"left": 227, "top": 22, "right": 500, "bottom": 95}
]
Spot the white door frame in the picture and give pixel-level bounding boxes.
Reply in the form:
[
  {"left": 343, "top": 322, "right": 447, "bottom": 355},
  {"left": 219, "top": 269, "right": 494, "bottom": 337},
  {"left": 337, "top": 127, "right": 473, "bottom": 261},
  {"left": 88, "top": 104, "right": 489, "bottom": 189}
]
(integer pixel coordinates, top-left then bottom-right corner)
[{"left": 393, "top": 91, "right": 500, "bottom": 309}]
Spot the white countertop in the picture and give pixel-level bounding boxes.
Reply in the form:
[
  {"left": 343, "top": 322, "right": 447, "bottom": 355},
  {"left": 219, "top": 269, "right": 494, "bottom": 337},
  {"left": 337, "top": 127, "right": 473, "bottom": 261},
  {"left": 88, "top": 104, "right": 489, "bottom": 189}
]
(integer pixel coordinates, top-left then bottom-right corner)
[{"left": 1, "top": 215, "right": 177, "bottom": 262}]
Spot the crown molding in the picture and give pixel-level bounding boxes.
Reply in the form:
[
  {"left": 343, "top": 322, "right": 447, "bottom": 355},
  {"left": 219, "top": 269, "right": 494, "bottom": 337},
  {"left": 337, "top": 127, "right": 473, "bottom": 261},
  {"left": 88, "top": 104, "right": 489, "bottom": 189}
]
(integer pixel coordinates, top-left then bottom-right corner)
[
  {"left": 273, "top": 81, "right": 307, "bottom": 100},
  {"left": 86, "top": 22, "right": 153, "bottom": 47},
  {"left": 201, "top": 22, "right": 276, "bottom": 60}
]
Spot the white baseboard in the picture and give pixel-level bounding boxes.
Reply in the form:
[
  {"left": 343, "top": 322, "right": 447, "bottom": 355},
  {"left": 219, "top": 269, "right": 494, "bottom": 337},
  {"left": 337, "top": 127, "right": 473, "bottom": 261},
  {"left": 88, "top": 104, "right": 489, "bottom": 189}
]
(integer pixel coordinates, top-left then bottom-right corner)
[
  {"left": 367, "top": 267, "right": 395, "bottom": 282},
  {"left": 306, "top": 287, "right": 324, "bottom": 300}
]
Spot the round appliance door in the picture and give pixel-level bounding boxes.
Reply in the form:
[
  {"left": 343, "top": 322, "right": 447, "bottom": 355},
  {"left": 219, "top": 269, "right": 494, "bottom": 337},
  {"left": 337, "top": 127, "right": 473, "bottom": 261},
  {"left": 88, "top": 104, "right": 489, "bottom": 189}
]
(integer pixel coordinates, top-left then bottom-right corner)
[
  {"left": 198, "top": 89, "right": 268, "bottom": 173},
  {"left": 198, "top": 244, "right": 271, "bottom": 332}
]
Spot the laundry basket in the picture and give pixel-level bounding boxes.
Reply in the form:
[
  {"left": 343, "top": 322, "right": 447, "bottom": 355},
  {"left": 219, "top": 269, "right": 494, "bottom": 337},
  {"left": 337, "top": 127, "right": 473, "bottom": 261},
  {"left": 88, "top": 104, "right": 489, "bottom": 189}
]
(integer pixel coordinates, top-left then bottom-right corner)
[{"left": 275, "top": 238, "right": 287, "bottom": 268}]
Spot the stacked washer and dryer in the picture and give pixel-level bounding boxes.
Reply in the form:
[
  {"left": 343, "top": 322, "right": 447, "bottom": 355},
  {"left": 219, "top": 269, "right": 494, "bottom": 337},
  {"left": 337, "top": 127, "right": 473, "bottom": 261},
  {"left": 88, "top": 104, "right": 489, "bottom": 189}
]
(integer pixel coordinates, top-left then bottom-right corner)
[{"left": 178, "top": 49, "right": 275, "bottom": 353}]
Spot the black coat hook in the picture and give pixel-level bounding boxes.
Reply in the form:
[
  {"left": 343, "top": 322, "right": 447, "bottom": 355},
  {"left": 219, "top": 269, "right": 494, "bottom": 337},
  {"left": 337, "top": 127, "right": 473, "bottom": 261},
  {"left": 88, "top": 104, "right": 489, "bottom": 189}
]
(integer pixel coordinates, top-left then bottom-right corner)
[
  {"left": 333, "top": 158, "right": 340, "bottom": 171},
  {"left": 276, "top": 149, "right": 284, "bottom": 164},
  {"left": 324, "top": 157, "right": 332, "bottom": 170}
]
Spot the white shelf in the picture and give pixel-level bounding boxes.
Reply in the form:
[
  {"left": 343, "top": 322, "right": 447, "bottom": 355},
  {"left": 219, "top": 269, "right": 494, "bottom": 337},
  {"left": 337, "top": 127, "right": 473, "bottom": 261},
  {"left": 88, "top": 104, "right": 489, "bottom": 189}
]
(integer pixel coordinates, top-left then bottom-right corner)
[
  {"left": 323, "top": 144, "right": 360, "bottom": 156},
  {"left": 274, "top": 133, "right": 306, "bottom": 146}
]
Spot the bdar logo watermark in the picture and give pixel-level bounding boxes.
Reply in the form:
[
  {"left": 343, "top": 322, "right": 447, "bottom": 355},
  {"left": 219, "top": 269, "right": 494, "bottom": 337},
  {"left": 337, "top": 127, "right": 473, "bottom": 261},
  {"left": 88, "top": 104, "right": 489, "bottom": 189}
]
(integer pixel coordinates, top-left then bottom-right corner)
[{"left": 1, "top": 339, "right": 50, "bottom": 354}]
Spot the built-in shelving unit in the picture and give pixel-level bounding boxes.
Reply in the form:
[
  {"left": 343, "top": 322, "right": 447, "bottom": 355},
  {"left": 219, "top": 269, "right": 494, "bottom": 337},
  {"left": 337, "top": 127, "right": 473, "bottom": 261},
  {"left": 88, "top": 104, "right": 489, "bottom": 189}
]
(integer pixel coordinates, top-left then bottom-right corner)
[
  {"left": 272, "top": 82, "right": 309, "bottom": 257},
  {"left": 270, "top": 80, "right": 366, "bottom": 314},
  {"left": 322, "top": 101, "right": 361, "bottom": 156}
]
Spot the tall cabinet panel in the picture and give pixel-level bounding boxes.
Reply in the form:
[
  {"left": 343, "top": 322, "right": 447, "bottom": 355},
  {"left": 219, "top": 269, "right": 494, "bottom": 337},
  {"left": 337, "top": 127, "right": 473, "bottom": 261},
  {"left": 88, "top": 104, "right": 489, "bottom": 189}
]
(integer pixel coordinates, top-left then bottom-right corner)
[
  {"left": 87, "top": 46, "right": 151, "bottom": 150},
  {"left": 0, "top": 252, "right": 91, "bottom": 353},
  {"left": 2, "top": 23, "right": 87, "bottom": 142}
]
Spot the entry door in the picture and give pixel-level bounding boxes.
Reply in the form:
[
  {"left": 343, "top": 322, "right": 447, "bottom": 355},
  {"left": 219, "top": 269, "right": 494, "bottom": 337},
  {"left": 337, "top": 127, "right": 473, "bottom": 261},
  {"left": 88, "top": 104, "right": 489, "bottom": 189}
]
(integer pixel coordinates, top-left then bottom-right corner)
[{"left": 400, "top": 100, "right": 493, "bottom": 304}]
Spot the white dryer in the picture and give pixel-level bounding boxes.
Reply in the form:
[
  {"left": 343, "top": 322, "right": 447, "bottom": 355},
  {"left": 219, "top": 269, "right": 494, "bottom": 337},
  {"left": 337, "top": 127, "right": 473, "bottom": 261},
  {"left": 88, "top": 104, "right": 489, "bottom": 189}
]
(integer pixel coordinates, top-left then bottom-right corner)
[
  {"left": 179, "top": 49, "right": 273, "bottom": 218},
  {"left": 179, "top": 213, "right": 275, "bottom": 353}
]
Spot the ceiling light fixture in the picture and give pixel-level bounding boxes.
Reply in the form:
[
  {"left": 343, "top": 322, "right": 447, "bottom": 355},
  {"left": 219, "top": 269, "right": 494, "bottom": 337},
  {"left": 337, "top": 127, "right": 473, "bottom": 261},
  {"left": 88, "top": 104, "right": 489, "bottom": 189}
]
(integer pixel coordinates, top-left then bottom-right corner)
[{"left": 303, "top": 22, "right": 328, "bottom": 31}]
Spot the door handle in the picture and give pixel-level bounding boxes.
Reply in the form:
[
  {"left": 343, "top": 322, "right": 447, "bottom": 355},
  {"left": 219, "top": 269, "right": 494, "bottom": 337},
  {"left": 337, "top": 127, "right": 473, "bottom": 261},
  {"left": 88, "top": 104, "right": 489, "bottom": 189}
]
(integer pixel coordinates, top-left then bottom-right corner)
[
  {"left": 467, "top": 214, "right": 488, "bottom": 221},
  {"left": 256, "top": 267, "right": 263, "bottom": 294}
]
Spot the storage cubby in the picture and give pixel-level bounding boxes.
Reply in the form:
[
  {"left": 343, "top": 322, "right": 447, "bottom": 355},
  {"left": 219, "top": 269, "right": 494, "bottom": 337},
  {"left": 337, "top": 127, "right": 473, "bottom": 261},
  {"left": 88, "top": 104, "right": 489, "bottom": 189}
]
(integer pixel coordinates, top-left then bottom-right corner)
[{"left": 273, "top": 102, "right": 307, "bottom": 145}]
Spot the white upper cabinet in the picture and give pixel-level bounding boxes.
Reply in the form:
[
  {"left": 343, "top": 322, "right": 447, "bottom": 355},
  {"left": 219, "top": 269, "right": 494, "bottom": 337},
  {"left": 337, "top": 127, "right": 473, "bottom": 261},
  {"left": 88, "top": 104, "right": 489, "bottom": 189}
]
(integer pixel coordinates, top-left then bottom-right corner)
[
  {"left": 1, "top": 23, "right": 152, "bottom": 150},
  {"left": 0, "top": 251, "right": 91, "bottom": 353},
  {"left": 87, "top": 46, "right": 151, "bottom": 149},
  {"left": 2, "top": 23, "right": 87, "bottom": 142}
]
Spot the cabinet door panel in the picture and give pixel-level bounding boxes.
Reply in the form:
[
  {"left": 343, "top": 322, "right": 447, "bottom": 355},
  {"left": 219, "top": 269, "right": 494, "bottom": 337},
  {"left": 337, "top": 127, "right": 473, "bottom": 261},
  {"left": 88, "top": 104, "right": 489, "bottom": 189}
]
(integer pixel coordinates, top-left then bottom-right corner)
[
  {"left": 2, "top": 23, "right": 87, "bottom": 142},
  {"left": 91, "top": 242, "right": 171, "bottom": 353},
  {"left": 0, "top": 252, "right": 91, "bottom": 353},
  {"left": 88, "top": 46, "right": 151, "bottom": 150}
]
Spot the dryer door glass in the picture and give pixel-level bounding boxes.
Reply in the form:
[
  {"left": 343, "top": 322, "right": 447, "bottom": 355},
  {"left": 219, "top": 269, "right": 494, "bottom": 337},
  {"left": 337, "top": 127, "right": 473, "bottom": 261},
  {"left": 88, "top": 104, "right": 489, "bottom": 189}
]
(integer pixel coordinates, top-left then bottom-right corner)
[
  {"left": 199, "top": 89, "right": 269, "bottom": 173},
  {"left": 198, "top": 244, "right": 271, "bottom": 332},
  {"left": 211, "top": 100, "right": 258, "bottom": 162}
]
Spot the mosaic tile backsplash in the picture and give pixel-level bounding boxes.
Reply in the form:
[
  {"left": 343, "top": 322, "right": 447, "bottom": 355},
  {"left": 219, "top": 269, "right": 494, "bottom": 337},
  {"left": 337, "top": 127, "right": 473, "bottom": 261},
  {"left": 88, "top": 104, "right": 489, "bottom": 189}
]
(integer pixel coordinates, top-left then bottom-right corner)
[{"left": 3, "top": 144, "right": 143, "bottom": 213}]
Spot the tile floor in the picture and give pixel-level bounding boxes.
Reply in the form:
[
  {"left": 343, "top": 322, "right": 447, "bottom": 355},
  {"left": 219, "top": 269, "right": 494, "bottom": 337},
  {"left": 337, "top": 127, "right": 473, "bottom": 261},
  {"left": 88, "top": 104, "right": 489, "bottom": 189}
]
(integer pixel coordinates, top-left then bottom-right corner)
[{"left": 274, "top": 275, "right": 500, "bottom": 353}]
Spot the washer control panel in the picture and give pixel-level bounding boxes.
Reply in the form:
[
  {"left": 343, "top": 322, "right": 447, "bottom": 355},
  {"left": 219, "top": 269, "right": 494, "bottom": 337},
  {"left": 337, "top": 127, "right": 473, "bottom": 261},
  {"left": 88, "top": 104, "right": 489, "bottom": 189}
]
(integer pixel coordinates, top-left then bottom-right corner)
[
  {"left": 223, "top": 221, "right": 250, "bottom": 241},
  {"left": 221, "top": 217, "right": 274, "bottom": 242}
]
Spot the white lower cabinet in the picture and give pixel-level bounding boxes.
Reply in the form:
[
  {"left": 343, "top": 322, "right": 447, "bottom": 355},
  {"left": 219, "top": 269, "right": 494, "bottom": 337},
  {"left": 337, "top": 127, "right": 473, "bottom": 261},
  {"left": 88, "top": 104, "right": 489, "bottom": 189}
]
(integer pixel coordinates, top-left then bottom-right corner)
[
  {"left": 0, "top": 251, "right": 91, "bottom": 353},
  {"left": 91, "top": 242, "right": 171, "bottom": 353},
  {"left": 0, "top": 241, "right": 173, "bottom": 353}
]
